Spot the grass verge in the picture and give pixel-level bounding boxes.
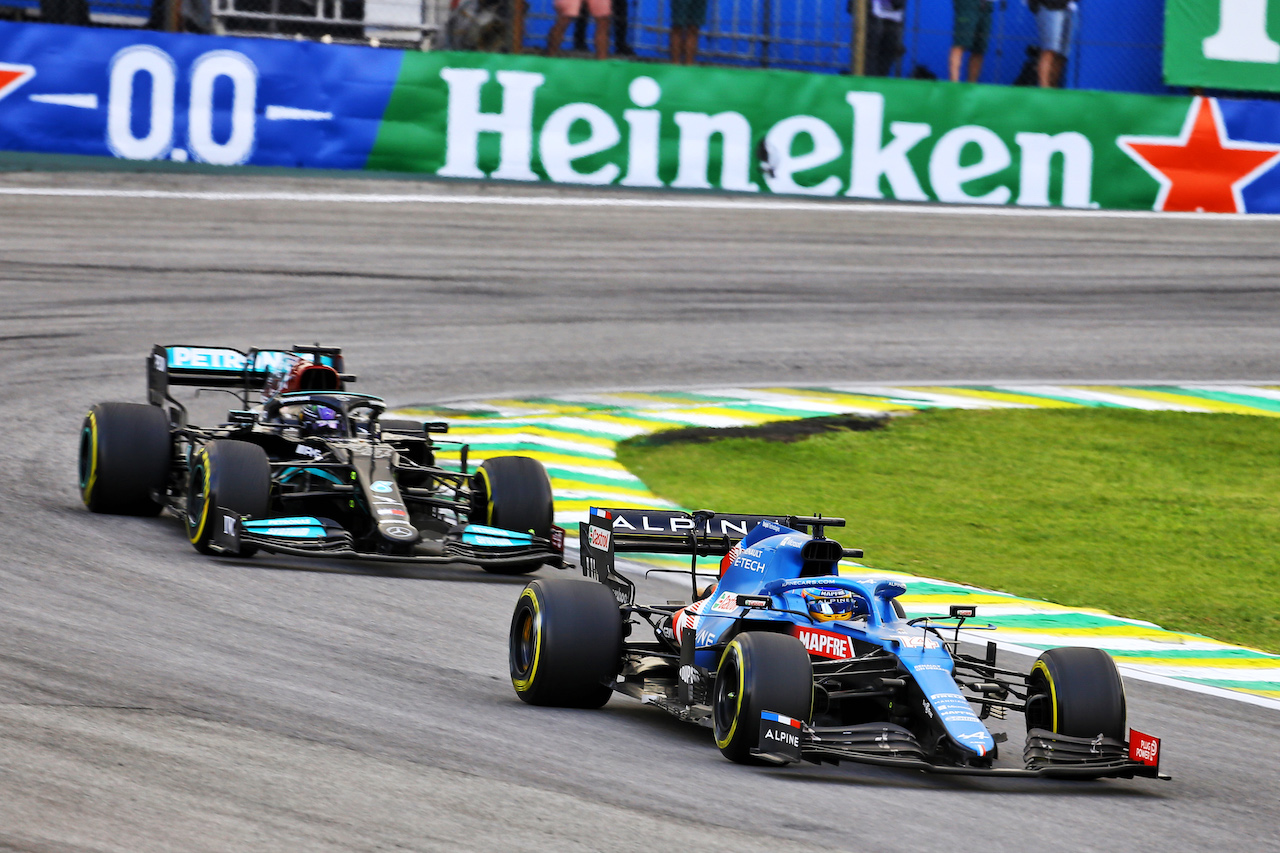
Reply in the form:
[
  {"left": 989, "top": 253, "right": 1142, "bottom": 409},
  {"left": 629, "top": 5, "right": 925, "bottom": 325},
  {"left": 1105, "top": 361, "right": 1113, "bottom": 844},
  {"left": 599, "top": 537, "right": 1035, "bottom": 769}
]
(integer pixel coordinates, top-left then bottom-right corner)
[{"left": 616, "top": 408, "right": 1280, "bottom": 654}]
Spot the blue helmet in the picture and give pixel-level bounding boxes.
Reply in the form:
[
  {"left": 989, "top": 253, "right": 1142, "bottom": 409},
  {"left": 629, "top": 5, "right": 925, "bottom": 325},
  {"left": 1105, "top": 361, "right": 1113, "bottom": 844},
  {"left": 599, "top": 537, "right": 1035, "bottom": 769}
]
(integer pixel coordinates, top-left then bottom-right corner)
[{"left": 803, "top": 587, "right": 867, "bottom": 622}]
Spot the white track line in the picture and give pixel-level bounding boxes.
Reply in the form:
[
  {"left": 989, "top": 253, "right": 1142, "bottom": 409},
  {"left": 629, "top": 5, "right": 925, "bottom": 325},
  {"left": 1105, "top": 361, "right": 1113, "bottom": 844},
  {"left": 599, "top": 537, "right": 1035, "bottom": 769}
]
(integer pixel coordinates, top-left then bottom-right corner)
[
  {"left": 2, "top": 185, "right": 1278, "bottom": 222},
  {"left": 977, "top": 638, "right": 1280, "bottom": 712}
]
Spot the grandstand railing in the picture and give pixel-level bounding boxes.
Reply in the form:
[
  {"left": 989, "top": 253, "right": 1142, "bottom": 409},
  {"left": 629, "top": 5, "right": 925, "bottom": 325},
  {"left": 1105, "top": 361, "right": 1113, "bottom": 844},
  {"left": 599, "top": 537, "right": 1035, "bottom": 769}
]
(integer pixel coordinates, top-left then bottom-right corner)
[
  {"left": 0, "top": 0, "right": 1174, "bottom": 96},
  {"left": 513, "top": 0, "right": 1168, "bottom": 94}
]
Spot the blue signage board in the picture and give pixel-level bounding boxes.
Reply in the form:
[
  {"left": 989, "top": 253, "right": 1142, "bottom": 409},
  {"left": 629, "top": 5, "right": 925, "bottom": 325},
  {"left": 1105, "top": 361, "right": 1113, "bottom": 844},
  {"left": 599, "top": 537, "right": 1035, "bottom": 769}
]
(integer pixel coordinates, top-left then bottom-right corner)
[{"left": 0, "top": 20, "right": 402, "bottom": 168}]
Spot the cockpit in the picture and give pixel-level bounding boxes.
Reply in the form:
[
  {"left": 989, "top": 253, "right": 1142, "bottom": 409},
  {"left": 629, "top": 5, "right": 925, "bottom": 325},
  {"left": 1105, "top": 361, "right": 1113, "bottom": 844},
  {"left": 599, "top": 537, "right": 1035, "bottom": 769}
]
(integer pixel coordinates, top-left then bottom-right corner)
[{"left": 265, "top": 392, "right": 388, "bottom": 439}]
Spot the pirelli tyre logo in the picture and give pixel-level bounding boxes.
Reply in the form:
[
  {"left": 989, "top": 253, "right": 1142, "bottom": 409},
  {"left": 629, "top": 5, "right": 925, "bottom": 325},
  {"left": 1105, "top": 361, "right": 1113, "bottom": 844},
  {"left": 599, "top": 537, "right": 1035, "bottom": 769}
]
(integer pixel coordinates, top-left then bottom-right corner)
[
  {"left": 791, "top": 625, "right": 853, "bottom": 660},
  {"left": 587, "top": 525, "right": 611, "bottom": 550}
]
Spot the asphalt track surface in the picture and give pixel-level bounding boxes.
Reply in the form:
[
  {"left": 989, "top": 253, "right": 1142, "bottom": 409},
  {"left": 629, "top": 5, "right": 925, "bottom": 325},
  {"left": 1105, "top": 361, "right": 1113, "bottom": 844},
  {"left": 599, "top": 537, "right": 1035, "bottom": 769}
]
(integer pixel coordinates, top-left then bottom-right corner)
[{"left": 2, "top": 171, "right": 1279, "bottom": 852}]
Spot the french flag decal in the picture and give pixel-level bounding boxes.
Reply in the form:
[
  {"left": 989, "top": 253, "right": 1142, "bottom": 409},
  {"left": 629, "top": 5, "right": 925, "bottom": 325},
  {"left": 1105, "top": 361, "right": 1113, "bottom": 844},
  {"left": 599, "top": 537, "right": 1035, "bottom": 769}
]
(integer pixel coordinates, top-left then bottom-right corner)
[
  {"left": 761, "top": 710, "right": 801, "bottom": 729},
  {"left": 590, "top": 508, "right": 612, "bottom": 520}
]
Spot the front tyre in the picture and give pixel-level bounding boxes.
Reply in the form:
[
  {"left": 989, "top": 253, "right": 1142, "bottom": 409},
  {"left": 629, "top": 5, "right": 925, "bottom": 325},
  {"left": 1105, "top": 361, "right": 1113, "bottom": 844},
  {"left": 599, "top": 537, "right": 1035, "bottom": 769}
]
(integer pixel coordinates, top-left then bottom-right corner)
[
  {"left": 472, "top": 456, "right": 555, "bottom": 575},
  {"left": 713, "top": 632, "right": 814, "bottom": 764},
  {"left": 1025, "top": 647, "right": 1127, "bottom": 740},
  {"left": 472, "top": 455, "right": 554, "bottom": 538},
  {"left": 509, "top": 579, "right": 622, "bottom": 708},
  {"left": 186, "top": 439, "right": 271, "bottom": 556},
  {"left": 79, "top": 402, "right": 170, "bottom": 516}
]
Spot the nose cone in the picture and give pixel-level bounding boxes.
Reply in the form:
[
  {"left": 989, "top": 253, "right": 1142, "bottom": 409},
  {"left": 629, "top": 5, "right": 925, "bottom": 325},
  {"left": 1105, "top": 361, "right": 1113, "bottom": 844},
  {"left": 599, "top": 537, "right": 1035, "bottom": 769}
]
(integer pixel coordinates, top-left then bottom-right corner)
[{"left": 378, "top": 519, "right": 421, "bottom": 545}]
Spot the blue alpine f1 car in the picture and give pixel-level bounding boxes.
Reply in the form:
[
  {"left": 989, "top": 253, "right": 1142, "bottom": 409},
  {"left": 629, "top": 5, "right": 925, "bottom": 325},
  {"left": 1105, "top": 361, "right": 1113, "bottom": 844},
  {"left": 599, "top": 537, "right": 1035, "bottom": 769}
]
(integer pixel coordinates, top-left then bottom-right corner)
[{"left": 509, "top": 507, "right": 1168, "bottom": 780}]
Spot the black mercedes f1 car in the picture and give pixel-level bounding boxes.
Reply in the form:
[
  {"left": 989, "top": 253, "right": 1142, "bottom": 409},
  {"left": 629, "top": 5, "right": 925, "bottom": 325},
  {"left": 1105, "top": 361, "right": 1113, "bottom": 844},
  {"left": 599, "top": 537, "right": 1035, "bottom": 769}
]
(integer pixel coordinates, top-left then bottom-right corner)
[
  {"left": 79, "top": 344, "right": 564, "bottom": 572},
  {"left": 509, "top": 507, "right": 1167, "bottom": 780}
]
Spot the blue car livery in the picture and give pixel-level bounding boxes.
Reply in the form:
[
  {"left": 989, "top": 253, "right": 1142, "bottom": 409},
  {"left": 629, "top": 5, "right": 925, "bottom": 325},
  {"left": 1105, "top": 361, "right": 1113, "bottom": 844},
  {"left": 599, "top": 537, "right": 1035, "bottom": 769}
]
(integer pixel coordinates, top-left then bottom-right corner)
[{"left": 509, "top": 507, "right": 1168, "bottom": 780}]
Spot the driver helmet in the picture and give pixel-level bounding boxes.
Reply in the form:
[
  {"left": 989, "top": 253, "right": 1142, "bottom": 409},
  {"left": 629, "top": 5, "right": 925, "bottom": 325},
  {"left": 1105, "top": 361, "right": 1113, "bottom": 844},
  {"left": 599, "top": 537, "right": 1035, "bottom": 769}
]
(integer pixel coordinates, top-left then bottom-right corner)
[
  {"left": 803, "top": 588, "right": 866, "bottom": 622},
  {"left": 300, "top": 404, "right": 340, "bottom": 435}
]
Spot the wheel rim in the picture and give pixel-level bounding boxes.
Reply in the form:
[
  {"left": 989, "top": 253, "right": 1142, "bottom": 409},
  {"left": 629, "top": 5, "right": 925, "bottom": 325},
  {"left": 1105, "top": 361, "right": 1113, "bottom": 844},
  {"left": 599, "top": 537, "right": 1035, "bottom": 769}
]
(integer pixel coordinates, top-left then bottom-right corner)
[
  {"left": 513, "top": 606, "right": 536, "bottom": 677},
  {"left": 1025, "top": 667, "right": 1053, "bottom": 731},
  {"left": 471, "top": 468, "right": 493, "bottom": 526},
  {"left": 714, "top": 649, "right": 742, "bottom": 739},
  {"left": 187, "top": 459, "right": 208, "bottom": 537},
  {"left": 509, "top": 591, "right": 543, "bottom": 693},
  {"left": 78, "top": 422, "right": 95, "bottom": 495}
]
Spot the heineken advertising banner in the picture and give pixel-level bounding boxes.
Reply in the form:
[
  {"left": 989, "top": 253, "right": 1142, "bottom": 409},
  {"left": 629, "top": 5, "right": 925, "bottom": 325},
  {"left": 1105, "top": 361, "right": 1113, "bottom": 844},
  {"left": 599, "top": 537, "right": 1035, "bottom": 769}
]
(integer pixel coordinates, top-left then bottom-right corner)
[
  {"left": 1165, "top": 0, "right": 1280, "bottom": 93},
  {"left": 3, "top": 20, "right": 1280, "bottom": 213}
]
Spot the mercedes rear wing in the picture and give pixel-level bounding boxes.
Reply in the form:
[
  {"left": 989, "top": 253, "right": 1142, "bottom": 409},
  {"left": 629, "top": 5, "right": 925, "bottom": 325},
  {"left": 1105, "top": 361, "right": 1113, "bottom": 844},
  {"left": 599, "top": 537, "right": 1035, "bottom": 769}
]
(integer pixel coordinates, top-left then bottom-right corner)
[{"left": 147, "top": 344, "right": 353, "bottom": 410}]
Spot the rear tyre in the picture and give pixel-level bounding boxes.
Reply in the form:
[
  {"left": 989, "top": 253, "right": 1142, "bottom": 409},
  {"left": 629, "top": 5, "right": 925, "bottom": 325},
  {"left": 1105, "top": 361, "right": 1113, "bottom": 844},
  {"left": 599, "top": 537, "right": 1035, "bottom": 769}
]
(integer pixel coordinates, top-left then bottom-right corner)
[
  {"left": 713, "top": 632, "right": 814, "bottom": 764},
  {"left": 1025, "top": 647, "right": 1127, "bottom": 740},
  {"left": 472, "top": 456, "right": 555, "bottom": 575},
  {"left": 186, "top": 439, "right": 271, "bottom": 556},
  {"left": 509, "top": 579, "right": 622, "bottom": 708},
  {"left": 79, "top": 402, "right": 170, "bottom": 516}
]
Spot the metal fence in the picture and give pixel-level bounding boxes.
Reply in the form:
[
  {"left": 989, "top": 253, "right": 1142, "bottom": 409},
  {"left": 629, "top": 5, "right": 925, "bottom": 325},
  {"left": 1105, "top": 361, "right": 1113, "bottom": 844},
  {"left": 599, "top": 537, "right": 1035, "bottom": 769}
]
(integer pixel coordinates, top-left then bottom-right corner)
[
  {"left": 519, "top": 0, "right": 856, "bottom": 71},
  {"left": 1, "top": 0, "right": 448, "bottom": 44},
  {"left": 1, "top": 0, "right": 150, "bottom": 25},
  {"left": 515, "top": 0, "right": 1169, "bottom": 93},
  {"left": 3, "top": 0, "right": 1174, "bottom": 96},
  {"left": 896, "top": 0, "right": 1168, "bottom": 94},
  {"left": 209, "top": 0, "right": 447, "bottom": 46}
]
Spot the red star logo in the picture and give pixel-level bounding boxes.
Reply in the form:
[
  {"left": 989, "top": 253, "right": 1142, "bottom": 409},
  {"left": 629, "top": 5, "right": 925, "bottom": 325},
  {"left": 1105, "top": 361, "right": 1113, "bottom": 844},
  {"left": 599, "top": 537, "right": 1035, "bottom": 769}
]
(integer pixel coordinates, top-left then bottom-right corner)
[
  {"left": 1118, "top": 97, "right": 1280, "bottom": 214},
  {"left": 0, "top": 63, "right": 36, "bottom": 103}
]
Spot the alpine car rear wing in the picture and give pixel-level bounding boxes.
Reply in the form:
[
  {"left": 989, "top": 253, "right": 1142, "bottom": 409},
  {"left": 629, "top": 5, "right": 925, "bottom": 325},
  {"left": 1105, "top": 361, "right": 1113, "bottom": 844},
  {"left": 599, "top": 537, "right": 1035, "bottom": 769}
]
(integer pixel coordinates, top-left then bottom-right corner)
[
  {"left": 147, "top": 344, "right": 354, "bottom": 412},
  {"left": 578, "top": 507, "right": 820, "bottom": 606}
]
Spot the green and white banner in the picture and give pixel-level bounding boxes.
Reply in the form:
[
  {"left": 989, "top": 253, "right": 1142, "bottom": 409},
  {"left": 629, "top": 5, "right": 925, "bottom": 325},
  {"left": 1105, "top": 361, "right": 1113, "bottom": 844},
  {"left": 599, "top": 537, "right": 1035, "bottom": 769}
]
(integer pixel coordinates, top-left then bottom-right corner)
[
  {"left": 371, "top": 52, "right": 1280, "bottom": 213},
  {"left": 1165, "top": 0, "right": 1280, "bottom": 92},
  {"left": 375, "top": 55, "right": 1139, "bottom": 208},
  {"left": 5, "top": 21, "right": 1280, "bottom": 212}
]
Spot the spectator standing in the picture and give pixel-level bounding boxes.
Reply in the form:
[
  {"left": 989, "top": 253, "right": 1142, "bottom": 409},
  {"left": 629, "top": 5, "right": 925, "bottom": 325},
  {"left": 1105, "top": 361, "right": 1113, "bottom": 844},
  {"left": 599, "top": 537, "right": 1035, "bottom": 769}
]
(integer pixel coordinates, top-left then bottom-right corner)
[
  {"left": 949, "top": 0, "right": 991, "bottom": 82},
  {"left": 1033, "top": 0, "right": 1077, "bottom": 87},
  {"left": 575, "top": 0, "right": 632, "bottom": 55},
  {"left": 866, "top": 0, "right": 906, "bottom": 76},
  {"left": 670, "top": 0, "right": 706, "bottom": 65},
  {"left": 548, "top": 0, "right": 613, "bottom": 59}
]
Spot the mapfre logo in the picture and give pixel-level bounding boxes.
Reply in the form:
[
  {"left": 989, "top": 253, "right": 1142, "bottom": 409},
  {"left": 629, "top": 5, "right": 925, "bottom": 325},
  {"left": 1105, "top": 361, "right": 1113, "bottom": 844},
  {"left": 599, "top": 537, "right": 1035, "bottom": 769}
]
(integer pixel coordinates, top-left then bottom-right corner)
[
  {"left": 587, "top": 525, "right": 611, "bottom": 550},
  {"left": 792, "top": 625, "right": 853, "bottom": 660}
]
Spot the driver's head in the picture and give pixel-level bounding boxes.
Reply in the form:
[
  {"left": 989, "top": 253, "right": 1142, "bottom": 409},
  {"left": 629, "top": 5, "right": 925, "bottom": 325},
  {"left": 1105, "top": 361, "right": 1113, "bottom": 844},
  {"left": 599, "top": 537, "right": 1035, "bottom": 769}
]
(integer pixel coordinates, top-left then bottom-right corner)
[
  {"left": 300, "top": 404, "right": 340, "bottom": 435},
  {"left": 803, "top": 588, "right": 866, "bottom": 622}
]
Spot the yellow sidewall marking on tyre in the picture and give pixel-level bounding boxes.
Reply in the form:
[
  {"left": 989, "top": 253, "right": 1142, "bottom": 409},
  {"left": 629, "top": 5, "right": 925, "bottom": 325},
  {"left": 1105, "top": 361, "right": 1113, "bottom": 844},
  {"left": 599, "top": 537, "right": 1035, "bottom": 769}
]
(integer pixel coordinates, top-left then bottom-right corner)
[
  {"left": 512, "top": 587, "right": 543, "bottom": 693},
  {"left": 715, "top": 640, "right": 746, "bottom": 749},
  {"left": 80, "top": 411, "right": 99, "bottom": 505},
  {"left": 1031, "top": 660, "right": 1059, "bottom": 732},
  {"left": 188, "top": 452, "right": 213, "bottom": 545},
  {"left": 475, "top": 467, "right": 495, "bottom": 526}
]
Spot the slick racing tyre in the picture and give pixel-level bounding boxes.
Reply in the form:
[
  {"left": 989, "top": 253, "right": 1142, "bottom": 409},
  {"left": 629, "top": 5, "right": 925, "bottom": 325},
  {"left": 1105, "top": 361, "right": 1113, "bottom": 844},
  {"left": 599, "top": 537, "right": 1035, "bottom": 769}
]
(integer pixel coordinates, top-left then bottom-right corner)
[
  {"left": 186, "top": 439, "right": 271, "bottom": 556},
  {"left": 1025, "top": 647, "right": 1127, "bottom": 740},
  {"left": 714, "top": 632, "right": 814, "bottom": 765},
  {"left": 472, "top": 455, "right": 554, "bottom": 537},
  {"left": 471, "top": 456, "right": 555, "bottom": 575},
  {"left": 510, "top": 579, "right": 622, "bottom": 708},
  {"left": 79, "top": 402, "right": 170, "bottom": 516}
]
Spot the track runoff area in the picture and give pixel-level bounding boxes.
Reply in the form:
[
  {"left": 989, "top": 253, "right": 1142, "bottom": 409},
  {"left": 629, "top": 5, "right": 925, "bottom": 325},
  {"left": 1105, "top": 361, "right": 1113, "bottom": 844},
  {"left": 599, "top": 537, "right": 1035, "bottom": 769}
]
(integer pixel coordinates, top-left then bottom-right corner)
[
  {"left": 398, "top": 383, "right": 1280, "bottom": 711},
  {"left": 2, "top": 184, "right": 1280, "bottom": 222}
]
